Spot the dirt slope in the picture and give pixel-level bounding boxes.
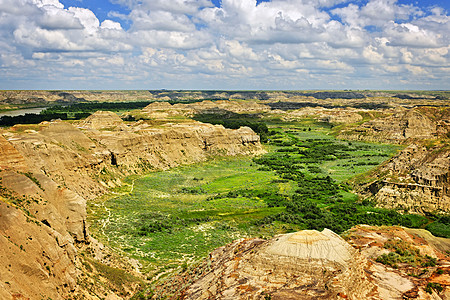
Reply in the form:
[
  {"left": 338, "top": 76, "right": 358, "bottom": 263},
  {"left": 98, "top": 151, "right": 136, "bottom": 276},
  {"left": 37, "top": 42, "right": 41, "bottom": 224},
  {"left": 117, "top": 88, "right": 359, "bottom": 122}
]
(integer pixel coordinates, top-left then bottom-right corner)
[{"left": 0, "top": 111, "right": 264, "bottom": 299}]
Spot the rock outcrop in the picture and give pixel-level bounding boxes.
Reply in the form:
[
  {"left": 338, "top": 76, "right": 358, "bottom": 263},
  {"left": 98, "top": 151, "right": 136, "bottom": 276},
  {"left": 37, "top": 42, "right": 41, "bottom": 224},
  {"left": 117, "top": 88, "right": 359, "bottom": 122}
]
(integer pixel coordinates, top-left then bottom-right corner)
[
  {"left": 140, "top": 100, "right": 270, "bottom": 119},
  {"left": 346, "top": 225, "right": 450, "bottom": 299},
  {"left": 338, "top": 108, "right": 450, "bottom": 143},
  {"left": 282, "top": 107, "right": 364, "bottom": 124},
  {"left": 153, "top": 227, "right": 450, "bottom": 299},
  {"left": 182, "top": 229, "right": 377, "bottom": 299},
  {"left": 336, "top": 107, "right": 450, "bottom": 214},
  {"left": 0, "top": 200, "right": 78, "bottom": 300},
  {"left": 0, "top": 134, "right": 28, "bottom": 172},
  {"left": 355, "top": 143, "right": 450, "bottom": 213},
  {"left": 0, "top": 111, "right": 264, "bottom": 299}
]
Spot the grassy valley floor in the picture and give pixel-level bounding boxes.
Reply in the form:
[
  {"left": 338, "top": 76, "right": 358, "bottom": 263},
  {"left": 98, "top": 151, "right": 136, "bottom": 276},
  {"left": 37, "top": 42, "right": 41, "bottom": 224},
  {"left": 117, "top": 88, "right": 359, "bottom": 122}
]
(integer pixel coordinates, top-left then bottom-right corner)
[{"left": 87, "top": 120, "right": 419, "bottom": 280}]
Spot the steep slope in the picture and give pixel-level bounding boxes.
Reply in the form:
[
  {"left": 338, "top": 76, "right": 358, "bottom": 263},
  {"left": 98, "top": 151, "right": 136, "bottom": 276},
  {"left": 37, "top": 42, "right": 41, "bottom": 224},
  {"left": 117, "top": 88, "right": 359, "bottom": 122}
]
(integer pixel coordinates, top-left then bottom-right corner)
[
  {"left": 0, "top": 111, "right": 264, "bottom": 299},
  {"left": 336, "top": 107, "right": 450, "bottom": 214},
  {"left": 0, "top": 200, "right": 78, "bottom": 300},
  {"left": 338, "top": 107, "right": 450, "bottom": 143},
  {"left": 356, "top": 143, "right": 450, "bottom": 213}
]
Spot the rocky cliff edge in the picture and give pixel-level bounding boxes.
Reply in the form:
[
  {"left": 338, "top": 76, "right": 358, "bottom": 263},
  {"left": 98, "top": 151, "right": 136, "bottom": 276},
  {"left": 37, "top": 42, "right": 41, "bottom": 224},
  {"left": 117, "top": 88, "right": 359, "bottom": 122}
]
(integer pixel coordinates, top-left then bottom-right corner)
[{"left": 0, "top": 111, "right": 264, "bottom": 299}]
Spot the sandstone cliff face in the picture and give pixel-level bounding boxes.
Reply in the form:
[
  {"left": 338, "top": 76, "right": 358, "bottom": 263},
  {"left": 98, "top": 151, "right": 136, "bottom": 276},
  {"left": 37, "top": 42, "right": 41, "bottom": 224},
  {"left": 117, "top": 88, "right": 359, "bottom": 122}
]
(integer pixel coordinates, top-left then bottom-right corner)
[
  {"left": 154, "top": 227, "right": 450, "bottom": 299},
  {"left": 0, "top": 111, "right": 264, "bottom": 299},
  {"left": 0, "top": 200, "right": 78, "bottom": 300},
  {"left": 281, "top": 107, "right": 364, "bottom": 124},
  {"left": 357, "top": 143, "right": 450, "bottom": 213},
  {"left": 337, "top": 107, "right": 450, "bottom": 214},
  {"left": 0, "top": 135, "right": 28, "bottom": 172},
  {"left": 338, "top": 108, "right": 449, "bottom": 143},
  {"left": 141, "top": 100, "right": 270, "bottom": 119}
]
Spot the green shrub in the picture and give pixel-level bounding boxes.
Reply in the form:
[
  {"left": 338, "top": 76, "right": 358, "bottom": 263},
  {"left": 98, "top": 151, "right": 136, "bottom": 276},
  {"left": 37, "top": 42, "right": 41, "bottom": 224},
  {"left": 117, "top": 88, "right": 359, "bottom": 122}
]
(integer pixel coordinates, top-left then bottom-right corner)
[{"left": 425, "top": 282, "right": 443, "bottom": 294}]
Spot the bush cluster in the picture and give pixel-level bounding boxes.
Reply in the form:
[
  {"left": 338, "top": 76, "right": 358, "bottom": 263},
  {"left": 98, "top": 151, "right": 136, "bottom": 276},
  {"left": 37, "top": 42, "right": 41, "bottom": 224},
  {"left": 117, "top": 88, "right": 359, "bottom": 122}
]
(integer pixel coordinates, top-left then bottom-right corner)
[{"left": 252, "top": 134, "right": 426, "bottom": 234}]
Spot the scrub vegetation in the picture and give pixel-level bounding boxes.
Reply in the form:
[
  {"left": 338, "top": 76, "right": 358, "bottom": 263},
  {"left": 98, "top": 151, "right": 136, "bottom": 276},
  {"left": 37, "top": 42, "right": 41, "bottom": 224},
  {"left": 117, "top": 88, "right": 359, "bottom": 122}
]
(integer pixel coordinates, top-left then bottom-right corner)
[{"left": 88, "top": 119, "right": 433, "bottom": 279}]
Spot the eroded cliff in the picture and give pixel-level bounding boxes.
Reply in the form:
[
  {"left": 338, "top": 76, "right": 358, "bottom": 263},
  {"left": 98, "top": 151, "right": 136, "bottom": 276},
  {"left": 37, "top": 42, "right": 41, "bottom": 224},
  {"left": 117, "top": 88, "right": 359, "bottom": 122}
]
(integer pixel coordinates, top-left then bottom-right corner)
[
  {"left": 0, "top": 111, "right": 264, "bottom": 299},
  {"left": 338, "top": 107, "right": 450, "bottom": 144},
  {"left": 353, "top": 143, "right": 450, "bottom": 213}
]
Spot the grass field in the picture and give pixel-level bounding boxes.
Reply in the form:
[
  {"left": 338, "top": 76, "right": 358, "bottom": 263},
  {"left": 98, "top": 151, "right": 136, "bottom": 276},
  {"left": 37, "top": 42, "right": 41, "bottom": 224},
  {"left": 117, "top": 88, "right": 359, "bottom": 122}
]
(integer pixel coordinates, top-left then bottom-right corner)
[
  {"left": 87, "top": 120, "right": 402, "bottom": 278},
  {"left": 88, "top": 156, "right": 287, "bottom": 276}
]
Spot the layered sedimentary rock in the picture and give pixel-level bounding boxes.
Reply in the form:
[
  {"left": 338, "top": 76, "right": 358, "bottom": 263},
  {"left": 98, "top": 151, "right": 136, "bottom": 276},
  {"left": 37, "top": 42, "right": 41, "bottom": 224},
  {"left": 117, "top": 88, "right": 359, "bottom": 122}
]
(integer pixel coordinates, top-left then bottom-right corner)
[
  {"left": 338, "top": 108, "right": 450, "bottom": 143},
  {"left": 0, "top": 134, "right": 28, "bottom": 172},
  {"left": 157, "top": 229, "right": 377, "bottom": 299},
  {"left": 0, "top": 201, "right": 78, "bottom": 300},
  {"left": 335, "top": 107, "right": 450, "bottom": 214},
  {"left": 0, "top": 111, "right": 264, "bottom": 299},
  {"left": 356, "top": 143, "right": 450, "bottom": 213},
  {"left": 140, "top": 100, "right": 270, "bottom": 119},
  {"left": 281, "top": 107, "right": 364, "bottom": 124},
  {"left": 346, "top": 225, "right": 450, "bottom": 300},
  {"left": 154, "top": 227, "right": 450, "bottom": 299}
]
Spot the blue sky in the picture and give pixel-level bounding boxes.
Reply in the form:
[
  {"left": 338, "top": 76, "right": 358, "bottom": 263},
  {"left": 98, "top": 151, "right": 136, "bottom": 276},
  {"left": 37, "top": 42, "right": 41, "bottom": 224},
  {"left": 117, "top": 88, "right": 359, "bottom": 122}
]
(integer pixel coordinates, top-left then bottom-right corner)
[{"left": 0, "top": 0, "right": 448, "bottom": 90}]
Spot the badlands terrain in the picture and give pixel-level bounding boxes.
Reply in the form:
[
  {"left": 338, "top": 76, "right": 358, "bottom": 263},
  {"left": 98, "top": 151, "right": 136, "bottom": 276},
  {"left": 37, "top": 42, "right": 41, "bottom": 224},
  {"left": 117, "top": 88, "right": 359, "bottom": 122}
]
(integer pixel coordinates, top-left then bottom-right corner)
[{"left": 0, "top": 90, "right": 450, "bottom": 299}]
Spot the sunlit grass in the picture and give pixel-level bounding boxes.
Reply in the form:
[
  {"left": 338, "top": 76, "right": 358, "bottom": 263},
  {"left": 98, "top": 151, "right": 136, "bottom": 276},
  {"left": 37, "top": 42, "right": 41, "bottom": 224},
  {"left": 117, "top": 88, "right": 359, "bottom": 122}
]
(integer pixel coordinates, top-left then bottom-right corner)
[{"left": 87, "top": 119, "right": 400, "bottom": 278}]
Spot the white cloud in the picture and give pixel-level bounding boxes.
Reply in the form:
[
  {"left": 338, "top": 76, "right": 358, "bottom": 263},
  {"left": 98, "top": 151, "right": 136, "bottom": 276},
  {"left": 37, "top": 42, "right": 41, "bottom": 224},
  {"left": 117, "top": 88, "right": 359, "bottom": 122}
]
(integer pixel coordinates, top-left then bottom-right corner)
[
  {"left": 384, "top": 21, "right": 442, "bottom": 48},
  {"left": 219, "top": 39, "right": 260, "bottom": 62},
  {"left": 68, "top": 7, "right": 100, "bottom": 35},
  {"left": 0, "top": 0, "right": 449, "bottom": 89},
  {"left": 129, "top": 10, "right": 196, "bottom": 32},
  {"left": 37, "top": 6, "right": 83, "bottom": 30},
  {"left": 405, "top": 64, "right": 428, "bottom": 75},
  {"left": 112, "top": 0, "right": 213, "bottom": 14},
  {"left": 13, "top": 25, "right": 81, "bottom": 51},
  {"left": 101, "top": 20, "right": 122, "bottom": 30},
  {"left": 363, "top": 45, "right": 384, "bottom": 63},
  {"left": 130, "top": 30, "right": 211, "bottom": 49},
  {"left": 31, "top": 0, "right": 63, "bottom": 9}
]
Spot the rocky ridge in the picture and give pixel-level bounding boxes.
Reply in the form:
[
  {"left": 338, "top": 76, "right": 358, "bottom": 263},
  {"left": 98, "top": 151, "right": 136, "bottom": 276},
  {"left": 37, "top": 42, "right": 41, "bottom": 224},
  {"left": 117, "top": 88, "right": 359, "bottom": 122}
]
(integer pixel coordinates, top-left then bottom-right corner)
[
  {"left": 0, "top": 111, "right": 264, "bottom": 299},
  {"left": 338, "top": 107, "right": 450, "bottom": 144},
  {"left": 280, "top": 106, "right": 364, "bottom": 124},
  {"left": 140, "top": 100, "right": 270, "bottom": 119},
  {"left": 2, "top": 90, "right": 447, "bottom": 108},
  {"left": 153, "top": 226, "right": 450, "bottom": 299},
  {"left": 335, "top": 107, "right": 450, "bottom": 214},
  {"left": 356, "top": 143, "right": 450, "bottom": 213}
]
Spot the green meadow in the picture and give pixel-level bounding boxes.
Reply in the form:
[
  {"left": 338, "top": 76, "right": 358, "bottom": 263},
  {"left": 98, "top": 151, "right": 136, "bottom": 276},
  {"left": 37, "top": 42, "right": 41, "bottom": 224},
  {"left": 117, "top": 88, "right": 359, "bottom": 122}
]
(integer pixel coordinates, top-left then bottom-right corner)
[{"left": 87, "top": 120, "right": 415, "bottom": 278}]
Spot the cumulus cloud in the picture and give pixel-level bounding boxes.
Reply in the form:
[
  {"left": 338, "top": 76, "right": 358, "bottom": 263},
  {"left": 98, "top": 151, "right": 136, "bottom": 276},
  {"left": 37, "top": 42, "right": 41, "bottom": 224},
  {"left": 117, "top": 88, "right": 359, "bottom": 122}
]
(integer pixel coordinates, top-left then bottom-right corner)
[
  {"left": 68, "top": 7, "right": 100, "bottom": 34},
  {"left": 0, "top": 0, "right": 449, "bottom": 89},
  {"left": 112, "top": 0, "right": 213, "bottom": 14},
  {"left": 129, "top": 10, "right": 196, "bottom": 32},
  {"left": 37, "top": 7, "right": 84, "bottom": 30}
]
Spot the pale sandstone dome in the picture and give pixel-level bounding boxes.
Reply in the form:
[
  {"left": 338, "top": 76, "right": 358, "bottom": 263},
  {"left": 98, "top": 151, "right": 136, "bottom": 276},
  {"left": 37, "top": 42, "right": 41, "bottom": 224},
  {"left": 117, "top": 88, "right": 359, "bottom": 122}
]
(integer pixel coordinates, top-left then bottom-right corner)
[
  {"left": 79, "top": 110, "right": 126, "bottom": 130},
  {"left": 264, "top": 229, "right": 355, "bottom": 266},
  {"left": 184, "top": 229, "right": 377, "bottom": 299}
]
